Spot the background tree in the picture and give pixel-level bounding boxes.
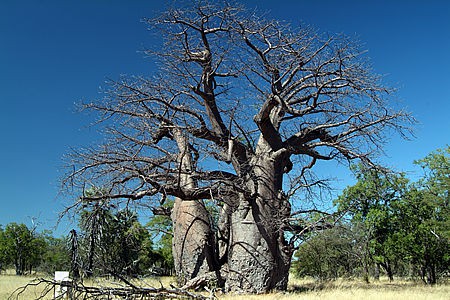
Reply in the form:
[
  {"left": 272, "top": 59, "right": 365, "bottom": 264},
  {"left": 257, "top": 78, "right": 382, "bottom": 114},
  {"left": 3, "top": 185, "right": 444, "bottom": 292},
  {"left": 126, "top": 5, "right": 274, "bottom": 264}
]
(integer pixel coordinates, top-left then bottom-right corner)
[
  {"left": 396, "top": 147, "right": 449, "bottom": 284},
  {"left": 37, "top": 233, "right": 71, "bottom": 275},
  {"left": 335, "top": 166, "right": 409, "bottom": 281},
  {"left": 63, "top": 1, "right": 413, "bottom": 292},
  {"left": 77, "top": 194, "right": 112, "bottom": 277},
  {"left": 292, "top": 224, "right": 360, "bottom": 280},
  {"left": 0, "top": 224, "right": 70, "bottom": 275},
  {"left": 99, "top": 209, "right": 153, "bottom": 277},
  {"left": 300, "top": 148, "right": 449, "bottom": 284},
  {"left": 392, "top": 188, "right": 448, "bottom": 284},
  {"left": 0, "top": 226, "right": 5, "bottom": 272},
  {"left": 2, "top": 223, "right": 39, "bottom": 275},
  {"left": 76, "top": 197, "right": 158, "bottom": 278},
  {"left": 146, "top": 199, "right": 175, "bottom": 276},
  {"left": 155, "top": 233, "right": 175, "bottom": 275}
]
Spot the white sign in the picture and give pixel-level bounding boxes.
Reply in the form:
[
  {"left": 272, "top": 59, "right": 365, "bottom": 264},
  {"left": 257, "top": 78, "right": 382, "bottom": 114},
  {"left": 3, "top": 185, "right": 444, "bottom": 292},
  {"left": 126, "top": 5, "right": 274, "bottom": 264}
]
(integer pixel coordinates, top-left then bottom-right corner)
[
  {"left": 54, "top": 271, "right": 71, "bottom": 299},
  {"left": 55, "top": 271, "right": 70, "bottom": 281}
]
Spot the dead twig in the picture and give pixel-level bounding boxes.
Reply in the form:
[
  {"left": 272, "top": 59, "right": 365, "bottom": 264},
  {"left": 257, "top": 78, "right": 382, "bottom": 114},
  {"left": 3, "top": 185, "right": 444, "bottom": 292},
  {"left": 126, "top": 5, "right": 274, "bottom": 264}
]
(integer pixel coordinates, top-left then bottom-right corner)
[{"left": 9, "top": 277, "right": 214, "bottom": 300}]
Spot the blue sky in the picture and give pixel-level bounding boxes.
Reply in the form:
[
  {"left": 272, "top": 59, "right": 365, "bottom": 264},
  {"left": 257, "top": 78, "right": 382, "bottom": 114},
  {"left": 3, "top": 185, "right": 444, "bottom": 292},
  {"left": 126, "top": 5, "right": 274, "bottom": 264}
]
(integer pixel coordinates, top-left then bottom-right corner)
[{"left": 1, "top": 0, "right": 449, "bottom": 236}]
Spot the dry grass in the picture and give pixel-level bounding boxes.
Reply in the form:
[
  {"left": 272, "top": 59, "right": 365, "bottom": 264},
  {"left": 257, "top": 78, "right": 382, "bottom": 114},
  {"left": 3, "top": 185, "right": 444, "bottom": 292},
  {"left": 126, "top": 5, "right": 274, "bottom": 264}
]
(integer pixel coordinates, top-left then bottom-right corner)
[
  {"left": 0, "top": 271, "right": 48, "bottom": 300},
  {"left": 218, "top": 277, "right": 450, "bottom": 300},
  {"left": 218, "top": 286, "right": 450, "bottom": 300},
  {"left": 1, "top": 271, "right": 448, "bottom": 300},
  {"left": 0, "top": 270, "right": 177, "bottom": 300}
]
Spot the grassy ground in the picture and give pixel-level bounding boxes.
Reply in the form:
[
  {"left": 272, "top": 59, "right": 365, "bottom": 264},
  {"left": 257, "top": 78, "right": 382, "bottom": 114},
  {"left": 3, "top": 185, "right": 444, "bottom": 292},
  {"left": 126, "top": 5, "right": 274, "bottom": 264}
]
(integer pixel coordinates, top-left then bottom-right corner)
[
  {"left": 1, "top": 271, "right": 177, "bottom": 299},
  {"left": 219, "top": 277, "right": 450, "bottom": 300},
  {"left": 1, "top": 270, "right": 448, "bottom": 300},
  {"left": 0, "top": 270, "right": 47, "bottom": 300}
]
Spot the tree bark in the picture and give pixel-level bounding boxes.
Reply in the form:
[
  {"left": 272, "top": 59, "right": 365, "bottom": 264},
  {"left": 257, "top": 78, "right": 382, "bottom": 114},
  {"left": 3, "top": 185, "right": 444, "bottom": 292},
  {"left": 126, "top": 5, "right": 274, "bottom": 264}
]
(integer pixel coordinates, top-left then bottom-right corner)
[
  {"left": 382, "top": 260, "right": 394, "bottom": 282},
  {"left": 425, "top": 262, "right": 436, "bottom": 285},
  {"left": 374, "top": 263, "right": 380, "bottom": 281},
  {"left": 225, "top": 143, "right": 292, "bottom": 292},
  {"left": 171, "top": 129, "right": 221, "bottom": 286},
  {"left": 172, "top": 198, "right": 218, "bottom": 285}
]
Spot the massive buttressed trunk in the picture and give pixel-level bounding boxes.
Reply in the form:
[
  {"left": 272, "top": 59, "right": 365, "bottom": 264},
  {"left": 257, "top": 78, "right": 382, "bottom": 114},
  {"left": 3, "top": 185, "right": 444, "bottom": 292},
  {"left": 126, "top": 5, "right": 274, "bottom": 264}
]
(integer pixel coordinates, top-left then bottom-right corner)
[{"left": 226, "top": 139, "right": 293, "bottom": 292}]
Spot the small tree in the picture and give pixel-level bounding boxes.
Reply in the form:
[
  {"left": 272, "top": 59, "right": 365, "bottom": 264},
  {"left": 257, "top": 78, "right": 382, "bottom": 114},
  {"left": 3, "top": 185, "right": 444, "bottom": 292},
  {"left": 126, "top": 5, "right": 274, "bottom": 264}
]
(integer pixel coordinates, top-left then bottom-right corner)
[
  {"left": 77, "top": 199, "right": 155, "bottom": 278},
  {"left": 2, "top": 223, "right": 38, "bottom": 275},
  {"left": 293, "top": 225, "right": 360, "bottom": 280},
  {"left": 335, "top": 166, "right": 409, "bottom": 281},
  {"left": 77, "top": 195, "right": 112, "bottom": 277},
  {"left": 100, "top": 209, "right": 152, "bottom": 277}
]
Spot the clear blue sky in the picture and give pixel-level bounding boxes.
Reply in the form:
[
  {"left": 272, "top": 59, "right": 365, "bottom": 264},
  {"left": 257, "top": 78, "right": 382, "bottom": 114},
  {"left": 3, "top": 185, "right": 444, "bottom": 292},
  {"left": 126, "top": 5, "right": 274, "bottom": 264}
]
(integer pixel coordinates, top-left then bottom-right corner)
[{"left": 1, "top": 0, "right": 449, "bottom": 236}]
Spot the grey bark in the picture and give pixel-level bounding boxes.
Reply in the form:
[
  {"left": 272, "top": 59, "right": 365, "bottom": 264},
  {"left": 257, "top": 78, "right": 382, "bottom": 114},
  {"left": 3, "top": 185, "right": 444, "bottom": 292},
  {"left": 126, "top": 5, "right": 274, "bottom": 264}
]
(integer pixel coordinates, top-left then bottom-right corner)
[
  {"left": 171, "top": 129, "right": 219, "bottom": 285},
  {"left": 171, "top": 198, "right": 214, "bottom": 284},
  {"left": 226, "top": 194, "right": 291, "bottom": 292},
  {"left": 225, "top": 137, "right": 292, "bottom": 292}
]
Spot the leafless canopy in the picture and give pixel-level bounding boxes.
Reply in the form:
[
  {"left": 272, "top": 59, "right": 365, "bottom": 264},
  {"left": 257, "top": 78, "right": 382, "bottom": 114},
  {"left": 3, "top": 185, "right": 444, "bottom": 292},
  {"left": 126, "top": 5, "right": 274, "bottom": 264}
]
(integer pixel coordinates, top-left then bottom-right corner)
[{"left": 62, "top": 1, "right": 413, "bottom": 232}]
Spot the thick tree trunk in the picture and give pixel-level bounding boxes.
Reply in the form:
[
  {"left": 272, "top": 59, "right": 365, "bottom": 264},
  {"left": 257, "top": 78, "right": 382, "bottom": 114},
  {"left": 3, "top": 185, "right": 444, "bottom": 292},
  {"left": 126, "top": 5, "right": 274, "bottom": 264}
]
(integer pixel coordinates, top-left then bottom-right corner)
[
  {"left": 171, "top": 129, "right": 221, "bottom": 286},
  {"left": 172, "top": 198, "right": 218, "bottom": 285},
  {"left": 225, "top": 149, "right": 292, "bottom": 293},
  {"left": 226, "top": 200, "right": 291, "bottom": 292}
]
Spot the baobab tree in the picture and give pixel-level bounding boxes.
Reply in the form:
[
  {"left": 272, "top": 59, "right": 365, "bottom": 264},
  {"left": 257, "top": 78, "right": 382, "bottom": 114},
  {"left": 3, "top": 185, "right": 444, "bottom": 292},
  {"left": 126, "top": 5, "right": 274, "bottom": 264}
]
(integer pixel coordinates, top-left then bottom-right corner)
[{"left": 63, "top": 1, "right": 414, "bottom": 293}]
